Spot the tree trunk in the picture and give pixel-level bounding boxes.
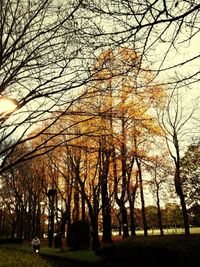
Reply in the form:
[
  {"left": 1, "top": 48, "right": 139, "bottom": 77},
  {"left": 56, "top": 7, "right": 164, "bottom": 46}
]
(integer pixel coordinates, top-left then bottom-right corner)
[
  {"left": 121, "top": 206, "right": 129, "bottom": 238},
  {"left": 86, "top": 195, "right": 100, "bottom": 250},
  {"left": 128, "top": 176, "right": 138, "bottom": 237},
  {"left": 19, "top": 208, "right": 24, "bottom": 240},
  {"left": 101, "top": 194, "right": 112, "bottom": 243},
  {"left": 112, "top": 146, "right": 129, "bottom": 239},
  {"left": 101, "top": 151, "right": 112, "bottom": 243},
  {"left": 137, "top": 159, "right": 148, "bottom": 236},
  {"left": 81, "top": 193, "right": 86, "bottom": 222},
  {"left": 129, "top": 201, "right": 136, "bottom": 236},
  {"left": 118, "top": 220, "right": 122, "bottom": 236},
  {"left": 73, "top": 178, "right": 80, "bottom": 221},
  {"left": 78, "top": 180, "right": 101, "bottom": 250},
  {"left": 173, "top": 131, "right": 190, "bottom": 236},
  {"left": 175, "top": 171, "right": 190, "bottom": 235},
  {"left": 156, "top": 194, "right": 164, "bottom": 235},
  {"left": 90, "top": 216, "right": 100, "bottom": 250},
  {"left": 47, "top": 190, "right": 56, "bottom": 247}
]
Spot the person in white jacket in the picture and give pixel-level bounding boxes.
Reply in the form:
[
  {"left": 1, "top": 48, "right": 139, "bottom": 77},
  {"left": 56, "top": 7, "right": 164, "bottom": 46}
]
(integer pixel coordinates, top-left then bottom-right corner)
[{"left": 31, "top": 236, "right": 40, "bottom": 253}]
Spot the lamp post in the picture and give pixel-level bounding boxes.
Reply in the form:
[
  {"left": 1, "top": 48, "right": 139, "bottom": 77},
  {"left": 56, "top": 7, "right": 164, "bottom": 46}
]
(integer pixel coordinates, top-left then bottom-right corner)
[
  {"left": 39, "top": 201, "right": 46, "bottom": 238},
  {"left": 47, "top": 189, "right": 56, "bottom": 247}
]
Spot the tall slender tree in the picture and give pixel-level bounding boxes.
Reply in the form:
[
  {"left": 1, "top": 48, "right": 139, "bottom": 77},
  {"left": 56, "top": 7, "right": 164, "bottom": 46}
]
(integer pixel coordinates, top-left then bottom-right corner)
[{"left": 159, "top": 89, "right": 199, "bottom": 235}]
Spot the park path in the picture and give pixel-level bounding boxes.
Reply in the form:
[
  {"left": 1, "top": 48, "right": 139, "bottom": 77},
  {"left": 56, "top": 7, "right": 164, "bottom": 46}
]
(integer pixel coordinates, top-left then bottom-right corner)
[
  {"left": 40, "top": 254, "right": 105, "bottom": 267},
  {"left": 41, "top": 254, "right": 135, "bottom": 267}
]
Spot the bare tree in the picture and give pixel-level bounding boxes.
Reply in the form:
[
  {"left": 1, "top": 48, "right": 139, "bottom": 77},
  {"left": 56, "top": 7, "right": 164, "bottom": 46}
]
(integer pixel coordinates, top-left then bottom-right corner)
[
  {"left": 159, "top": 89, "right": 199, "bottom": 235},
  {"left": 147, "top": 155, "right": 173, "bottom": 235},
  {"left": 0, "top": 0, "right": 108, "bottom": 173},
  {"left": 1, "top": 0, "right": 200, "bottom": 173},
  {"left": 81, "top": 1, "right": 200, "bottom": 87}
]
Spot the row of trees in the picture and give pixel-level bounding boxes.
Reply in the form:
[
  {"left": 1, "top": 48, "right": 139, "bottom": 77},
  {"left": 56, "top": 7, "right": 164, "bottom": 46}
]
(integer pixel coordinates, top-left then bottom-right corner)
[
  {"left": 0, "top": 0, "right": 199, "bottom": 250},
  {"left": 1, "top": 201, "right": 199, "bottom": 238},
  {"left": 1, "top": 48, "right": 199, "bottom": 250}
]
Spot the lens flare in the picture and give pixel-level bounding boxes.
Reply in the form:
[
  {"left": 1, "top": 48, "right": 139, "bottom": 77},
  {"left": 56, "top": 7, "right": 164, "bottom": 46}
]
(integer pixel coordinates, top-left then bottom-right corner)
[{"left": 0, "top": 98, "right": 18, "bottom": 114}]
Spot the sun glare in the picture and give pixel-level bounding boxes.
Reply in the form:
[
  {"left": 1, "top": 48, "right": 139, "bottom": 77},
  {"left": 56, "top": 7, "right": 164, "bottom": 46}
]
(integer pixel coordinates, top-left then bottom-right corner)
[{"left": 0, "top": 98, "right": 18, "bottom": 115}]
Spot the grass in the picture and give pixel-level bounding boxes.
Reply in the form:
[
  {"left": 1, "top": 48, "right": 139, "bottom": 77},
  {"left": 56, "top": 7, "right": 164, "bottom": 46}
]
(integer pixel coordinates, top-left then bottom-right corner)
[
  {"left": 0, "top": 243, "right": 101, "bottom": 263},
  {"left": 40, "top": 246, "right": 101, "bottom": 263},
  {"left": 134, "top": 226, "right": 200, "bottom": 236},
  {"left": 0, "top": 248, "right": 51, "bottom": 267},
  {"left": 112, "top": 226, "right": 200, "bottom": 237}
]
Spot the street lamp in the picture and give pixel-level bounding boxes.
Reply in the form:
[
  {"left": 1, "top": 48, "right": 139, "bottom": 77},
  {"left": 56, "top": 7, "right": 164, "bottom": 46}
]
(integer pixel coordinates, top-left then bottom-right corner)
[
  {"left": 47, "top": 189, "right": 57, "bottom": 247},
  {"left": 39, "top": 201, "right": 46, "bottom": 238}
]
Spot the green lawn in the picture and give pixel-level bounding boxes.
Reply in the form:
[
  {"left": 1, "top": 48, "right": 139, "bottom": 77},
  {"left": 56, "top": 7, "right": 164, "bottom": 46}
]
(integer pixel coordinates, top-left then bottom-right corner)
[
  {"left": 0, "top": 248, "right": 51, "bottom": 267},
  {"left": 40, "top": 246, "right": 101, "bottom": 263},
  {"left": 0, "top": 243, "right": 101, "bottom": 263},
  {"left": 134, "top": 226, "right": 200, "bottom": 236}
]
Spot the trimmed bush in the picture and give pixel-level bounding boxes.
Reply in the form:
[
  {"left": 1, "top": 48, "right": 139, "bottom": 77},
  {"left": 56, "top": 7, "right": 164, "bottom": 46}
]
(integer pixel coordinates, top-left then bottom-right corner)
[
  {"left": 67, "top": 220, "right": 90, "bottom": 250},
  {"left": 0, "top": 238, "right": 22, "bottom": 244},
  {"left": 95, "top": 235, "right": 200, "bottom": 267}
]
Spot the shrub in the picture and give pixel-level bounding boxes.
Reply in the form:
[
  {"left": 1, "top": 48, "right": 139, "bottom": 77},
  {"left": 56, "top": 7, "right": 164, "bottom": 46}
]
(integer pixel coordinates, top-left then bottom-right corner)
[
  {"left": 95, "top": 235, "right": 200, "bottom": 267},
  {"left": 0, "top": 238, "right": 22, "bottom": 244},
  {"left": 67, "top": 220, "right": 90, "bottom": 250}
]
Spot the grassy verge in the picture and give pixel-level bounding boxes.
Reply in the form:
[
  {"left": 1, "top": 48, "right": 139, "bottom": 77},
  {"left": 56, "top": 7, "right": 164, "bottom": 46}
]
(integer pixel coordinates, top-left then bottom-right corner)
[
  {"left": 1, "top": 232, "right": 200, "bottom": 267},
  {"left": 0, "top": 243, "right": 101, "bottom": 263},
  {"left": 40, "top": 246, "right": 101, "bottom": 263},
  {"left": 0, "top": 248, "right": 51, "bottom": 267}
]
